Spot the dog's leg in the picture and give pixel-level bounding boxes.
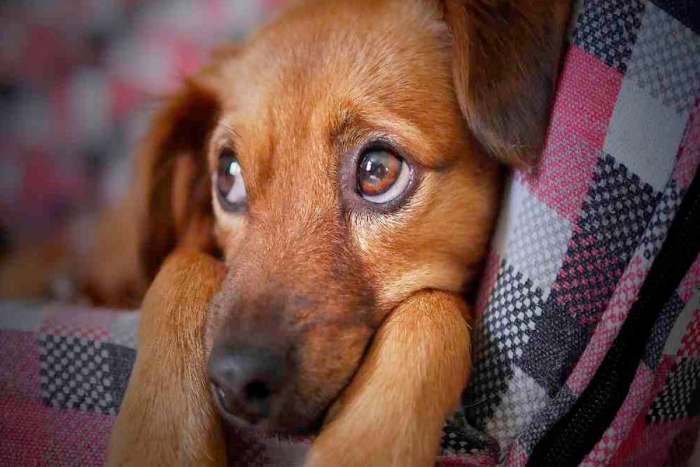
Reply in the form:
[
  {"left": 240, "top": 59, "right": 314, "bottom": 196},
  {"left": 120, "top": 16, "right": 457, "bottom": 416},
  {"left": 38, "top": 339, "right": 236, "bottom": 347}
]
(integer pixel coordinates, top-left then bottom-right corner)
[
  {"left": 306, "top": 290, "right": 471, "bottom": 467},
  {"left": 106, "top": 250, "right": 226, "bottom": 466}
]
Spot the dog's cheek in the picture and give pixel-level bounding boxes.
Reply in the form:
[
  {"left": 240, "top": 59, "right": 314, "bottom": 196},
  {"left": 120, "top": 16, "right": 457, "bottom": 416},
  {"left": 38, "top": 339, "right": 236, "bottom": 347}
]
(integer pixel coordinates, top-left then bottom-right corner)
[
  {"left": 212, "top": 205, "right": 248, "bottom": 264},
  {"left": 352, "top": 166, "right": 499, "bottom": 309}
]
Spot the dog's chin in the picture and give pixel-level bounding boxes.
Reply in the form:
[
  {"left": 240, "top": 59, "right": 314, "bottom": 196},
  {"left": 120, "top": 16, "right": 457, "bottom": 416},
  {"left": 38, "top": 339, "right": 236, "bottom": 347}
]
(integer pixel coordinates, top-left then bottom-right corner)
[
  {"left": 218, "top": 411, "right": 323, "bottom": 437},
  {"left": 210, "top": 386, "right": 325, "bottom": 437}
]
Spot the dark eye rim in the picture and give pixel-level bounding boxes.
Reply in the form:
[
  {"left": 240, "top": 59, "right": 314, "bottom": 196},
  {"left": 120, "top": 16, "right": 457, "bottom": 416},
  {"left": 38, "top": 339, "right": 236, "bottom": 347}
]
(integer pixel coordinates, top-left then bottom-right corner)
[
  {"left": 215, "top": 147, "right": 248, "bottom": 213},
  {"left": 340, "top": 138, "right": 420, "bottom": 215}
]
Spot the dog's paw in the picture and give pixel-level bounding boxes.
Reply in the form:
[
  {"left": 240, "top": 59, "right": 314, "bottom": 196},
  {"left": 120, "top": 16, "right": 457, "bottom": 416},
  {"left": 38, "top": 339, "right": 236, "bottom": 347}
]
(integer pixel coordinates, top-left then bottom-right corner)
[{"left": 304, "top": 290, "right": 471, "bottom": 467}]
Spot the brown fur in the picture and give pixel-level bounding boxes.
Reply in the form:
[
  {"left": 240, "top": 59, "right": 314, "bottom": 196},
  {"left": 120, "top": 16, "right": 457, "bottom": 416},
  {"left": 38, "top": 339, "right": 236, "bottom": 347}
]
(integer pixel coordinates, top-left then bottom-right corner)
[
  {"left": 199, "top": 0, "right": 501, "bottom": 431},
  {"left": 107, "top": 251, "right": 227, "bottom": 466},
  {"left": 307, "top": 290, "right": 472, "bottom": 467},
  {"left": 445, "top": 0, "right": 571, "bottom": 167},
  {"left": 3, "top": 0, "right": 570, "bottom": 465}
]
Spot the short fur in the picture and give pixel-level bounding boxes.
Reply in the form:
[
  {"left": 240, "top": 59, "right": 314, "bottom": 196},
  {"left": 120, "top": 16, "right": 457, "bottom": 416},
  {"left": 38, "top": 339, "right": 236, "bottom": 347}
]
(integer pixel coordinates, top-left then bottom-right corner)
[
  {"left": 107, "top": 252, "right": 227, "bottom": 466},
  {"left": 1, "top": 0, "right": 569, "bottom": 465}
]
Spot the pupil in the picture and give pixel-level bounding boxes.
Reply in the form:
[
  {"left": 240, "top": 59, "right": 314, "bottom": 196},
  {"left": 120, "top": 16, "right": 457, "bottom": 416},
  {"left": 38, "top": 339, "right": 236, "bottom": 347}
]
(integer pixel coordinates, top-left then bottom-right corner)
[
  {"left": 366, "top": 158, "right": 388, "bottom": 181},
  {"left": 217, "top": 156, "right": 236, "bottom": 194},
  {"left": 358, "top": 149, "right": 402, "bottom": 198}
]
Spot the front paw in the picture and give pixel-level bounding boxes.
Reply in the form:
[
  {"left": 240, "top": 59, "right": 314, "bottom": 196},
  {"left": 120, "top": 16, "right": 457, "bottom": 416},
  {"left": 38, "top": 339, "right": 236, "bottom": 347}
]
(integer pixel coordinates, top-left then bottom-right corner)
[
  {"left": 106, "top": 250, "right": 227, "bottom": 466},
  {"left": 305, "top": 290, "right": 471, "bottom": 467}
]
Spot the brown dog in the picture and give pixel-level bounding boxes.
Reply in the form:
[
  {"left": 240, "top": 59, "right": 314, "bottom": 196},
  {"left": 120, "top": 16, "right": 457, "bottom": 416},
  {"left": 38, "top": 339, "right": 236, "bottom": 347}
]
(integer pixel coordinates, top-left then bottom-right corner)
[{"left": 3, "top": 0, "right": 570, "bottom": 465}]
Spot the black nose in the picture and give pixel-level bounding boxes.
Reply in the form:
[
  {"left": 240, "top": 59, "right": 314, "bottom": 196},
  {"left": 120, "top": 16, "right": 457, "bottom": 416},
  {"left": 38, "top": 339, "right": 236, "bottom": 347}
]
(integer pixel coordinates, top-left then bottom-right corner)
[{"left": 207, "top": 346, "right": 284, "bottom": 424}]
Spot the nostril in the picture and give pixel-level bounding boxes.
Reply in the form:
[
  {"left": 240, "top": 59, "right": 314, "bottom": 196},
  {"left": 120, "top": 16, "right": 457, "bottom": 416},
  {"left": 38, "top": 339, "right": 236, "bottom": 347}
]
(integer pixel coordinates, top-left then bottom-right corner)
[
  {"left": 214, "top": 384, "right": 228, "bottom": 408},
  {"left": 245, "top": 380, "right": 271, "bottom": 403},
  {"left": 212, "top": 382, "right": 239, "bottom": 416},
  {"left": 207, "top": 345, "right": 285, "bottom": 423}
]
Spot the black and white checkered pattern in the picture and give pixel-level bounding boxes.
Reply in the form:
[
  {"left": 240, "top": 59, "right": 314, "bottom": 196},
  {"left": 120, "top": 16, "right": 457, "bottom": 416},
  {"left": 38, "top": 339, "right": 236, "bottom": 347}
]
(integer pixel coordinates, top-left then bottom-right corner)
[
  {"left": 519, "top": 300, "right": 591, "bottom": 394},
  {"left": 626, "top": 2, "right": 700, "bottom": 115},
  {"left": 647, "top": 357, "right": 700, "bottom": 422},
  {"left": 550, "top": 154, "right": 658, "bottom": 324},
  {"left": 573, "top": 0, "right": 646, "bottom": 73},
  {"left": 463, "top": 261, "right": 545, "bottom": 429},
  {"left": 39, "top": 334, "right": 133, "bottom": 415},
  {"left": 480, "top": 262, "right": 545, "bottom": 362},
  {"left": 645, "top": 293, "right": 687, "bottom": 370},
  {"left": 506, "top": 191, "right": 572, "bottom": 298},
  {"left": 441, "top": 411, "right": 490, "bottom": 456},
  {"left": 484, "top": 366, "right": 549, "bottom": 447},
  {"left": 579, "top": 155, "right": 658, "bottom": 260},
  {"left": 640, "top": 182, "right": 684, "bottom": 261}
]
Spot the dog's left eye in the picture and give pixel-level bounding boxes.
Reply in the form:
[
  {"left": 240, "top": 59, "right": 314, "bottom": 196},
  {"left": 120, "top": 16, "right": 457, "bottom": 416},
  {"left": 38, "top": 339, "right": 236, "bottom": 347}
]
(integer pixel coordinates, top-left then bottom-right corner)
[
  {"left": 357, "top": 149, "right": 411, "bottom": 204},
  {"left": 215, "top": 149, "right": 247, "bottom": 211}
]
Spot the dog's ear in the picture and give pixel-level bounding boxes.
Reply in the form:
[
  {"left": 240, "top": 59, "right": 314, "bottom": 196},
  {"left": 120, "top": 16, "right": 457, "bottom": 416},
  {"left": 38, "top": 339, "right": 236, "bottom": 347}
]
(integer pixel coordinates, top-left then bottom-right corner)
[
  {"left": 136, "top": 82, "right": 218, "bottom": 282},
  {"left": 135, "top": 50, "right": 233, "bottom": 282},
  {"left": 442, "top": 0, "right": 570, "bottom": 168}
]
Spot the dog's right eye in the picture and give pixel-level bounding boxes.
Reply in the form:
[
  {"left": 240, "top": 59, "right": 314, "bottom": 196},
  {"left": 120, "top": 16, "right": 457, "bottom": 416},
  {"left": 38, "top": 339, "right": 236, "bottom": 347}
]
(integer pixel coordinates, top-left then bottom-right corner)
[
  {"left": 357, "top": 149, "right": 411, "bottom": 204},
  {"left": 215, "top": 149, "right": 247, "bottom": 211}
]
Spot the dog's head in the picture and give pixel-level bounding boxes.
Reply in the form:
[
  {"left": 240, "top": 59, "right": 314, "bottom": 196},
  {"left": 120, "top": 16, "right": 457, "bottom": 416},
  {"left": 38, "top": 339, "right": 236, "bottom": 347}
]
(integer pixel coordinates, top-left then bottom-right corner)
[{"left": 136, "top": 0, "right": 568, "bottom": 432}]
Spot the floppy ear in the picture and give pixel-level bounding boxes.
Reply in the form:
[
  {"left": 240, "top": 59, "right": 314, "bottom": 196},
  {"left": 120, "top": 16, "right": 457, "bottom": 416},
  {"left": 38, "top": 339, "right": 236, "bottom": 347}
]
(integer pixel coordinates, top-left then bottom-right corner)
[
  {"left": 135, "top": 55, "right": 230, "bottom": 282},
  {"left": 442, "top": 0, "right": 570, "bottom": 168}
]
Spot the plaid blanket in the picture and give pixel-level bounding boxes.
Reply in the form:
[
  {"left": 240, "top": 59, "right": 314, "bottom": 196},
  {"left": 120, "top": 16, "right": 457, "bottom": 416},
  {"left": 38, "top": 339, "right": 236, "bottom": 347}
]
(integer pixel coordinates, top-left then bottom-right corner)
[
  {"left": 0, "top": 302, "right": 136, "bottom": 466},
  {"left": 2, "top": 0, "right": 700, "bottom": 465},
  {"left": 442, "top": 0, "right": 700, "bottom": 465}
]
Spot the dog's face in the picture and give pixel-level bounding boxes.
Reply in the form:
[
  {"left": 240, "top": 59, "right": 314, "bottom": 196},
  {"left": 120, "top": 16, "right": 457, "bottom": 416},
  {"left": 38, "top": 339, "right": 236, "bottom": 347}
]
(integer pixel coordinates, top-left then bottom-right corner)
[
  {"left": 136, "top": 0, "right": 568, "bottom": 432},
  {"left": 205, "top": 0, "right": 499, "bottom": 431}
]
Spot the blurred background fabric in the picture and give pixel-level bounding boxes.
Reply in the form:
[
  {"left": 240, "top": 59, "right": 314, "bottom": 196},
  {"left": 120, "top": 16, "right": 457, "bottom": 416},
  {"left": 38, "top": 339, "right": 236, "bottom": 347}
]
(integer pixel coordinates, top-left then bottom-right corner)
[{"left": 0, "top": 0, "right": 285, "bottom": 248}]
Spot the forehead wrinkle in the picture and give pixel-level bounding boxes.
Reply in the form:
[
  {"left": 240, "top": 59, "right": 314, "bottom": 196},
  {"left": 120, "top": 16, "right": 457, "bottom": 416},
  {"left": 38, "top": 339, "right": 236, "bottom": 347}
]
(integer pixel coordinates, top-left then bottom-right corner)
[
  {"left": 216, "top": 121, "right": 240, "bottom": 140},
  {"left": 234, "top": 101, "right": 336, "bottom": 220}
]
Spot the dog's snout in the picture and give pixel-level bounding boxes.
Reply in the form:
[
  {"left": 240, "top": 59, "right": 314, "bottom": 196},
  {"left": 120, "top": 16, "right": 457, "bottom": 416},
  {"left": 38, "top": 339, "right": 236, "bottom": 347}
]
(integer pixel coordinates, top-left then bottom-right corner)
[{"left": 207, "top": 346, "right": 284, "bottom": 425}]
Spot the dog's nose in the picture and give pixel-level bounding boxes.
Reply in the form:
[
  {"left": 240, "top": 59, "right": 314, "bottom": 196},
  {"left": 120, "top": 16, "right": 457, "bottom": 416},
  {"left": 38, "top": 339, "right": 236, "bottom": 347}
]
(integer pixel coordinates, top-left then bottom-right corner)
[{"left": 207, "top": 346, "right": 284, "bottom": 424}]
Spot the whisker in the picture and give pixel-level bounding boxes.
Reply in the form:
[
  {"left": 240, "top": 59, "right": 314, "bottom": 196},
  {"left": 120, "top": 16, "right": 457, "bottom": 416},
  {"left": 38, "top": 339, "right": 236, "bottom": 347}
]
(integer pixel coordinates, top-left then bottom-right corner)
[
  {"left": 461, "top": 397, "right": 490, "bottom": 410},
  {"left": 217, "top": 123, "right": 239, "bottom": 139}
]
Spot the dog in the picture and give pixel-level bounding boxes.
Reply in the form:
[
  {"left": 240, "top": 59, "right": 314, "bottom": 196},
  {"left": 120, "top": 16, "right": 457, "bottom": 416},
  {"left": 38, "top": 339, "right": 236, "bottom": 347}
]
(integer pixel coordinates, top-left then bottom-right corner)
[{"left": 2, "top": 0, "right": 570, "bottom": 465}]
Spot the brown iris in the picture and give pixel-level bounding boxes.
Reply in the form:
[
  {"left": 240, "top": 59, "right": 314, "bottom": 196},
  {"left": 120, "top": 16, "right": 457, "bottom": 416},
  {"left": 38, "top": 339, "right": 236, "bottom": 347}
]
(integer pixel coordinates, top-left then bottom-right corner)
[{"left": 358, "top": 150, "right": 402, "bottom": 197}]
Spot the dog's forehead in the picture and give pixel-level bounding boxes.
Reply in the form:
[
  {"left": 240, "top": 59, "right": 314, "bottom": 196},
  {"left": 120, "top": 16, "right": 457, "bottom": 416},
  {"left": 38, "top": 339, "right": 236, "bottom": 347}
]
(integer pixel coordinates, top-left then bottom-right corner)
[
  {"left": 218, "top": 0, "right": 455, "bottom": 151},
  {"left": 242, "top": 0, "right": 446, "bottom": 73},
  {"left": 208, "top": 0, "right": 470, "bottom": 223}
]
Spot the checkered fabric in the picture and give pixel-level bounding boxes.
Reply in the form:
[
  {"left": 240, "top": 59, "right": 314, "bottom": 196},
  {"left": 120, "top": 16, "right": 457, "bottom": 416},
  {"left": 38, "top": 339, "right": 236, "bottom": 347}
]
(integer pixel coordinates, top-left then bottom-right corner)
[
  {"left": 440, "top": 1, "right": 700, "bottom": 465},
  {"left": 0, "top": 302, "right": 136, "bottom": 466},
  {"left": 2, "top": 0, "right": 700, "bottom": 466}
]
